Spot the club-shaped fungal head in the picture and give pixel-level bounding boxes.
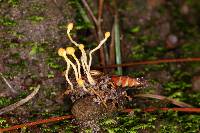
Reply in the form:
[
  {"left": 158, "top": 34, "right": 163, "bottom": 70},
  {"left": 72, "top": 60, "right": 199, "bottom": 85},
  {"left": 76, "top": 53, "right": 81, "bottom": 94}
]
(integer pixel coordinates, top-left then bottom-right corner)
[
  {"left": 58, "top": 48, "right": 66, "bottom": 57},
  {"left": 105, "top": 32, "right": 110, "bottom": 38},
  {"left": 66, "top": 47, "right": 75, "bottom": 55},
  {"left": 67, "top": 23, "right": 73, "bottom": 33}
]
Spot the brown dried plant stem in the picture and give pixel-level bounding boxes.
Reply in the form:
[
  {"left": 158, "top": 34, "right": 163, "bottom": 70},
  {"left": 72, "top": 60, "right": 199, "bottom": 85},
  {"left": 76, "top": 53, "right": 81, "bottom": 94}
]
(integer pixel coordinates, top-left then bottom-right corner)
[
  {"left": 93, "top": 57, "right": 200, "bottom": 69},
  {"left": 122, "top": 108, "right": 200, "bottom": 113},
  {"left": 98, "top": 0, "right": 107, "bottom": 67},
  {"left": 0, "top": 85, "right": 40, "bottom": 115},
  {"left": 0, "top": 115, "right": 74, "bottom": 132},
  {"left": 0, "top": 72, "right": 18, "bottom": 94},
  {"left": 1, "top": 107, "right": 200, "bottom": 132},
  {"left": 135, "top": 94, "right": 193, "bottom": 108},
  {"left": 81, "top": 0, "right": 97, "bottom": 25},
  {"left": 109, "top": 23, "right": 116, "bottom": 65},
  {"left": 81, "top": 0, "right": 107, "bottom": 68}
]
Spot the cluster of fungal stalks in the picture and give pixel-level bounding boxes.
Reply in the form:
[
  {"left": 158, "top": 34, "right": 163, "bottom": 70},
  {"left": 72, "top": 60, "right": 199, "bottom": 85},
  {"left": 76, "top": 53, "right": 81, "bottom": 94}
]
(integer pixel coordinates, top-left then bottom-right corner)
[{"left": 58, "top": 23, "right": 110, "bottom": 92}]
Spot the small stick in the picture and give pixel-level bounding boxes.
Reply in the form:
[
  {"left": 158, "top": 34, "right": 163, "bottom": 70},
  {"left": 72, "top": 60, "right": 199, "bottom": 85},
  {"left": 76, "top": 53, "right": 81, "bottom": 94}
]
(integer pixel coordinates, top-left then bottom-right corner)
[
  {"left": 98, "top": 0, "right": 104, "bottom": 23},
  {"left": 93, "top": 57, "right": 200, "bottom": 69},
  {"left": 81, "top": 0, "right": 98, "bottom": 25},
  {"left": 0, "top": 115, "right": 74, "bottom": 132},
  {"left": 0, "top": 85, "right": 40, "bottom": 115},
  {"left": 0, "top": 72, "right": 18, "bottom": 94},
  {"left": 122, "top": 108, "right": 200, "bottom": 113},
  {"left": 109, "top": 23, "right": 115, "bottom": 65},
  {"left": 134, "top": 94, "right": 193, "bottom": 108}
]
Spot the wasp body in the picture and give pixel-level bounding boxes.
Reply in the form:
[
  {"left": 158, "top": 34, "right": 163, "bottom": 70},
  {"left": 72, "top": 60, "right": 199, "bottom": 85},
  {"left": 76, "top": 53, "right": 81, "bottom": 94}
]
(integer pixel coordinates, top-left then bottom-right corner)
[{"left": 111, "top": 76, "right": 144, "bottom": 88}]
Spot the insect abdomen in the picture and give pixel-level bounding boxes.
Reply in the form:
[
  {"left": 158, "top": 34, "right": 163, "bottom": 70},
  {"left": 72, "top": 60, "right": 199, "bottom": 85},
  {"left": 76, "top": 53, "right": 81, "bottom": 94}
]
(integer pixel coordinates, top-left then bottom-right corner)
[{"left": 111, "top": 76, "right": 143, "bottom": 87}]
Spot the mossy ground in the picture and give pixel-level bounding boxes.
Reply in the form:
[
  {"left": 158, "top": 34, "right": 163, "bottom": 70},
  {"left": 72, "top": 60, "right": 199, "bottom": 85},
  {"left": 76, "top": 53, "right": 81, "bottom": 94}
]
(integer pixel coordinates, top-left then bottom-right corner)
[{"left": 0, "top": 0, "right": 200, "bottom": 132}]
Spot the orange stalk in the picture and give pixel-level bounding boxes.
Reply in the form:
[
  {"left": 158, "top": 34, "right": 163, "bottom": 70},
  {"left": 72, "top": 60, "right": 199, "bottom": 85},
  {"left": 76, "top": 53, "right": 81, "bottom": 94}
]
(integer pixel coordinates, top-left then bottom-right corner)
[
  {"left": 93, "top": 57, "right": 200, "bottom": 69},
  {"left": 122, "top": 108, "right": 200, "bottom": 113},
  {"left": 0, "top": 115, "right": 74, "bottom": 132}
]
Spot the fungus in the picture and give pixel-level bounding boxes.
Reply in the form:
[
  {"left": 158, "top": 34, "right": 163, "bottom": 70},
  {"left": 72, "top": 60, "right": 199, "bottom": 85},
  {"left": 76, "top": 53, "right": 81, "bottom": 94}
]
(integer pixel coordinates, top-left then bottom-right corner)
[
  {"left": 88, "top": 32, "right": 110, "bottom": 70},
  {"left": 77, "top": 78, "right": 87, "bottom": 92},
  {"left": 67, "top": 23, "right": 79, "bottom": 47},
  {"left": 58, "top": 48, "right": 74, "bottom": 89},
  {"left": 58, "top": 48, "right": 83, "bottom": 89},
  {"left": 66, "top": 47, "right": 81, "bottom": 79},
  {"left": 79, "top": 44, "right": 95, "bottom": 85},
  {"left": 65, "top": 63, "right": 74, "bottom": 90},
  {"left": 59, "top": 23, "right": 110, "bottom": 92}
]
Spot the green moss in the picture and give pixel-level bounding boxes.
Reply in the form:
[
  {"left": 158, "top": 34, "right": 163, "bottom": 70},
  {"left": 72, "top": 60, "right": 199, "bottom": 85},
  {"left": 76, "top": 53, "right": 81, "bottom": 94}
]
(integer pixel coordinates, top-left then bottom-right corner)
[
  {"left": 0, "top": 97, "right": 11, "bottom": 107},
  {"left": 99, "top": 110, "right": 200, "bottom": 132},
  {"left": 29, "top": 42, "right": 48, "bottom": 56},
  {"left": 0, "top": 117, "right": 9, "bottom": 128},
  {"left": 7, "top": 31, "right": 24, "bottom": 39},
  {"left": 30, "top": 3, "right": 46, "bottom": 12},
  {"left": 46, "top": 58, "right": 61, "bottom": 69},
  {"left": 180, "top": 42, "right": 200, "bottom": 57},
  {"left": 28, "top": 16, "right": 45, "bottom": 23},
  {"left": 8, "top": 0, "right": 20, "bottom": 6},
  {"left": 0, "top": 17, "right": 17, "bottom": 26},
  {"left": 164, "top": 81, "right": 192, "bottom": 92},
  {"left": 6, "top": 59, "right": 28, "bottom": 73},
  {"left": 47, "top": 71, "right": 54, "bottom": 78}
]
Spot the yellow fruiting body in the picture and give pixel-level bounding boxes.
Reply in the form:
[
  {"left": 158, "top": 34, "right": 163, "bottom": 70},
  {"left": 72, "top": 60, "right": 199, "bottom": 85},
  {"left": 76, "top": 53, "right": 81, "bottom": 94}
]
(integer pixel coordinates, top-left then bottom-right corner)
[
  {"left": 66, "top": 47, "right": 75, "bottom": 55},
  {"left": 58, "top": 48, "right": 66, "bottom": 57},
  {"left": 66, "top": 47, "right": 82, "bottom": 79},
  {"left": 59, "top": 23, "right": 110, "bottom": 92},
  {"left": 66, "top": 23, "right": 79, "bottom": 46},
  {"left": 67, "top": 23, "right": 73, "bottom": 31},
  {"left": 88, "top": 31, "right": 111, "bottom": 70},
  {"left": 105, "top": 32, "right": 110, "bottom": 38}
]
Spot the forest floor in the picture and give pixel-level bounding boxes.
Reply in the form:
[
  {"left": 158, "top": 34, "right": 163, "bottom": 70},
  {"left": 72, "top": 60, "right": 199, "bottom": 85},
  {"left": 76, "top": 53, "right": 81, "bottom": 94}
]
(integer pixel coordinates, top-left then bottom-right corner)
[{"left": 0, "top": 0, "right": 200, "bottom": 132}]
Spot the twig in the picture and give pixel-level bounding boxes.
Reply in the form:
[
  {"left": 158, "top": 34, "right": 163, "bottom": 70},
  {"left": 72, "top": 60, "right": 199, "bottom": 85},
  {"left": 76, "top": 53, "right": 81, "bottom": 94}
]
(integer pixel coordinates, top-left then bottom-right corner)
[
  {"left": 134, "top": 94, "right": 193, "bottom": 108},
  {"left": 109, "top": 23, "right": 115, "bottom": 65},
  {"left": 81, "top": 0, "right": 108, "bottom": 68},
  {"left": 81, "top": 0, "right": 98, "bottom": 25},
  {"left": 0, "top": 72, "right": 18, "bottom": 94},
  {"left": 92, "top": 57, "right": 200, "bottom": 69},
  {"left": 75, "top": 0, "right": 93, "bottom": 27},
  {"left": 98, "top": 0, "right": 104, "bottom": 22},
  {"left": 0, "top": 85, "right": 40, "bottom": 115},
  {"left": 122, "top": 108, "right": 200, "bottom": 113},
  {"left": 0, "top": 115, "right": 74, "bottom": 132},
  {"left": 97, "top": 0, "right": 108, "bottom": 67}
]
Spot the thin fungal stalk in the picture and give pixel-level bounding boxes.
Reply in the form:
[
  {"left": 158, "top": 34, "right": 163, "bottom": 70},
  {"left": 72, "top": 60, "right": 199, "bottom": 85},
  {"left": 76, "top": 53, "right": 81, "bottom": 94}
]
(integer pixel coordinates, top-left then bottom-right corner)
[
  {"left": 59, "top": 23, "right": 110, "bottom": 90},
  {"left": 79, "top": 44, "right": 89, "bottom": 71},
  {"left": 67, "top": 23, "right": 79, "bottom": 47},
  {"left": 66, "top": 23, "right": 94, "bottom": 86},
  {"left": 63, "top": 55, "right": 79, "bottom": 82},
  {"left": 65, "top": 64, "right": 74, "bottom": 90},
  {"left": 58, "top": 48, "right": 80, "bottom": 89},
  {"left": 63, "top": 56, "right": 86, "bottom": 90},
  {"left": 79, "top": 44, "right": 95, "bottom": 85},
  {"left": 88, "top": 32, "right": 110, "bottom": 70},
  {"left": 66, "top": 47, "right": 82, "bottom": 79},
  {"left": 80, "top": 57, "right": 95, "bottom": 85}
]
